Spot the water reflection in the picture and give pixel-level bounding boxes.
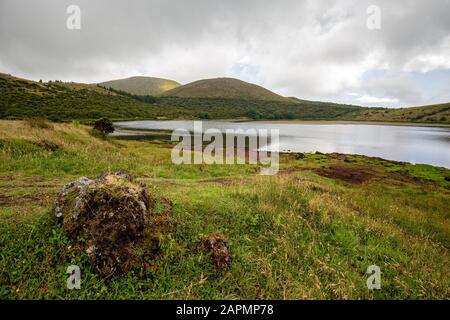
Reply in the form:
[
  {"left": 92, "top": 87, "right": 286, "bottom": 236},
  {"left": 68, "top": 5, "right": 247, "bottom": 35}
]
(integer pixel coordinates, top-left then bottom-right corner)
[{"left": 113, "top": 120, "right": 450, "bottom": 168}]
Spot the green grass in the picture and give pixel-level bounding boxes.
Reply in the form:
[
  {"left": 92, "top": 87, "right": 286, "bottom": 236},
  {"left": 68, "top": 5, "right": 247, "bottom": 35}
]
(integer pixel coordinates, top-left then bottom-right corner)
[{"left": 0, "top": 120, "right": 449, "bottom": 299}]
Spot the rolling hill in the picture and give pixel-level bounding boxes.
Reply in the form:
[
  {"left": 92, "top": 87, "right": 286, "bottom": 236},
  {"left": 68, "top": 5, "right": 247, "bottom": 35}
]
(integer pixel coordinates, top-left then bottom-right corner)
[
  {"left": 1, "top": 72, "right": 449, "bottom": 124},
  {"left": 99, "top": 76, "right": 180, "bottom": 96},
  {"left": 0, "top": 72, "right": 363, "bottom": 121},
  {"left": 0, "top": 73, "right": 158, "bottom": 121},
  {"left": 352, "top": 103, "right": 450, "bottom": 123},
  {"left": 161, "top": 77, "right": 289, "bottom": 102}
]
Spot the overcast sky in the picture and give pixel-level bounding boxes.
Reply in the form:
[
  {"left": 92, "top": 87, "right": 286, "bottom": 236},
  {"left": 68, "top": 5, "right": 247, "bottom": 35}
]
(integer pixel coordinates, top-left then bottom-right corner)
[{"left": 0, "top": 0, "right": 449, "bottom": 108}]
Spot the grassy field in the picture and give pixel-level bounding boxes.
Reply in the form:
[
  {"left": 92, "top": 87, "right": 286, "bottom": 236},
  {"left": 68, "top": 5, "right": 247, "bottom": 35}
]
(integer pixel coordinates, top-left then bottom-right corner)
[{"left": 0, "top": 120, "right": 449, "bottom": 299}]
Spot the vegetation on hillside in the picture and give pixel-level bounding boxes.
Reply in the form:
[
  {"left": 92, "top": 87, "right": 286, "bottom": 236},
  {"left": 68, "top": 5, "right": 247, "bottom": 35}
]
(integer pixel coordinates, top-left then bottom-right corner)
[
  {"left": 161, "top": 77, "right": 289, "bottom": 102},
  {"left": 99, "top": 76, "right": 180, "bottom": 96},
  {"left": 0, "top": 120, "right": 449, "bottom": 299},
  {"left": 353, "top": 103, "right": 450, "bottom": 124},
  {"left": 0, "top": 73, "right": 157, "bottom": 121},
  {"left": 1, "top": 72, "right": 449, "bottom": 124},
  {"left": 0, "top": 73, "right": 364, "bottom": 121}
]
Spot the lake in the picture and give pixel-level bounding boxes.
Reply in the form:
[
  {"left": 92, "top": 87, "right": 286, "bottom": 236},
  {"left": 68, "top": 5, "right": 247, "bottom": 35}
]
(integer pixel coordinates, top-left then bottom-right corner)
[{"left": 114, "top": 120, "right": 450, "bottom": 168}]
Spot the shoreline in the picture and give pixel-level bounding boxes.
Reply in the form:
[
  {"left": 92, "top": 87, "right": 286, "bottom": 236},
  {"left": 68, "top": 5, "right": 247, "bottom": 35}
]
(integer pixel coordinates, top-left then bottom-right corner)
[
  {"left": 114, "top": 119, "right": 450, "bottom": 128},
  {"left": 111, "top": 131, "right": 450, "bottom": 170},
  {"left": 251, "top": 120, "right": 450, "bottom": 128}
]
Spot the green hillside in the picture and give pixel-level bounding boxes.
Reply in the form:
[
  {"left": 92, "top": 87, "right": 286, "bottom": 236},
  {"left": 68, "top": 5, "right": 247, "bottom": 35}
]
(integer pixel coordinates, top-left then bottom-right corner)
[
  {"left": 0, "top": 73, "right": 364, "bottom": 121},
  {"left": 0, "top": 73, "right": 163, "bottom": 121},
  {"left": 99, "top": 76, "right": 180, "bottom": 96},
  {"left": 161, "top": 77, "right": 290, "bottom": 102},
  {"left": 352, "top": 103, "right": 450, "bottom": 124},
  {"left": 1, "top": 72, "right": 449, "bottom": 124}
]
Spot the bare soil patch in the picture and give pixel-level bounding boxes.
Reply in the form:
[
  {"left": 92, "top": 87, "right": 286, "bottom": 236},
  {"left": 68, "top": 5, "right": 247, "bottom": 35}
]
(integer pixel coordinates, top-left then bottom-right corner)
[
  {"left": 315, "top": 165, "right": 375, "bottom": 184},
  {"left": 0, "top": 193, "right": 51, "bottom": 206}
]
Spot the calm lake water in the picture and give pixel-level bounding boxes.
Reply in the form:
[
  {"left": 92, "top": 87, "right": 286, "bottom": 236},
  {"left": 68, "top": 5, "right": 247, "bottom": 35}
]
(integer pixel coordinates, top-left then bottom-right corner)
[{"left": 114, "top": 120, "right": 450, "bottom": 168}]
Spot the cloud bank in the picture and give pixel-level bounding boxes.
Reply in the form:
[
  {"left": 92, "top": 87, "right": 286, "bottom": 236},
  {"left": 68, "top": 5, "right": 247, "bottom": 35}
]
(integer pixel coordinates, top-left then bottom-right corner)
[{"left": 0, "top": 0, "right": 449, "bottom": 107}]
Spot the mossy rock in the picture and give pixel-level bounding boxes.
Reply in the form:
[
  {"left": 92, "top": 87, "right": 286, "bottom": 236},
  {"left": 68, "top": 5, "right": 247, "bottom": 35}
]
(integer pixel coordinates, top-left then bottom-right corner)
[{"left": 54, "top": 172, "right": 164, "bottom": 278}]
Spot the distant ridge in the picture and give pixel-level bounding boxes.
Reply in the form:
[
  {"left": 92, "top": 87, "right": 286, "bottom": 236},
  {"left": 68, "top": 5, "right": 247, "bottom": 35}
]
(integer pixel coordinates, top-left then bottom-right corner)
[
  {"left": 99, "top": 76, "right": 180, "bottom": 96},
  {"left": 1, "top": 72, "right": 448, "bottom": 124},
  {"left": 161, "top": 77, "right": 289, "bottom": 102},
  {"left": 353, "top": 102, "right": 450, "bottom": 123}
]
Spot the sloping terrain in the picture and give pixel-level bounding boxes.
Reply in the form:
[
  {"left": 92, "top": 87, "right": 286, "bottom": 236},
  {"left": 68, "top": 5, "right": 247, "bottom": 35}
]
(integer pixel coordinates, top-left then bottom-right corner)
[
  {"left": 352, "top": 103, "right": 450, "bottom": 124},
  {"left": 99, "top": 76, "right": 180, "bottom": 96},
  {"left": 0, "top": 73, "right": 159, "bottom": 121},
  {"left": 161, "top": 77, "right": 289, "bottom": 102},
  {"left": 0, "top": 73, "right": 363, "bottom": 121},
  {"left": 1, "top": 72, "right": 449, "bottom": 124}
]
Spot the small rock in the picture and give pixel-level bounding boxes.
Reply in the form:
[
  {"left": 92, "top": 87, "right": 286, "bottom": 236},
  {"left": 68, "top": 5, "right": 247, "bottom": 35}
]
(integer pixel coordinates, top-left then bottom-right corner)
[{"left": 202, "top": 233, "right": 232, "bottom": 271}]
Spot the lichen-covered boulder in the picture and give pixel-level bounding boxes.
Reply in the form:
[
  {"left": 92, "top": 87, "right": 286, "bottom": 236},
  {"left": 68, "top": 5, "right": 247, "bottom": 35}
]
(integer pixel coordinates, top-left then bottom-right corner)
[{"left": 54, "top": 172, "right": 155, "bottom": 278}]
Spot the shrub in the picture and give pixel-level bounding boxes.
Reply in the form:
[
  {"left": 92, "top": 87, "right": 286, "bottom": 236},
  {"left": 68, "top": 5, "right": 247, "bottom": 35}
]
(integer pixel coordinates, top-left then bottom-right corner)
[
  {"left": 246, "top": 110, "right": 262, "bottom": 120},
  {"left": 93, "top": 117, "right": 114, "bottom": 135},
  {"left": 197, "top": 112, "right": 210, "bottom": 119}
]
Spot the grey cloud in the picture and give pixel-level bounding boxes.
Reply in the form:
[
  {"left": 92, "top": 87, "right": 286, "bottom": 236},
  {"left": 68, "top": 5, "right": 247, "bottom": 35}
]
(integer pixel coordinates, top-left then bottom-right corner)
[
  {"left": 362, "top": 73, "right": 423, "bottom": 104},
  {"left": 0, "top": 0, "right": 449, "bottom": 107}
]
